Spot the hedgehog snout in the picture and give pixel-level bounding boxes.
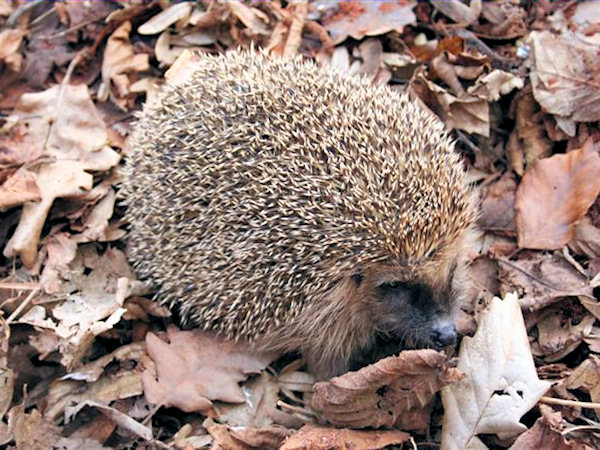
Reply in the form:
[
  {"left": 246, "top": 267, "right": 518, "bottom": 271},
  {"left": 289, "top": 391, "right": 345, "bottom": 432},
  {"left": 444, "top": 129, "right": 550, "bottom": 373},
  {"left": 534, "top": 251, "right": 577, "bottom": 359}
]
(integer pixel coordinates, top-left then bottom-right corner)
[{"left": 430, "top": 319, "right": 457, "bottom": 348}]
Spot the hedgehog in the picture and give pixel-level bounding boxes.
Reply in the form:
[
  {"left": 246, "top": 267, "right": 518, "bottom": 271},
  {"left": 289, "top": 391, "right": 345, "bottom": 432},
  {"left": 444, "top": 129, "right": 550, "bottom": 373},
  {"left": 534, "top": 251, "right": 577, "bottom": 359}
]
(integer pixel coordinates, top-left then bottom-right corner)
[{"left": 121, "top": 50, "right": 478, "bottom": 379}]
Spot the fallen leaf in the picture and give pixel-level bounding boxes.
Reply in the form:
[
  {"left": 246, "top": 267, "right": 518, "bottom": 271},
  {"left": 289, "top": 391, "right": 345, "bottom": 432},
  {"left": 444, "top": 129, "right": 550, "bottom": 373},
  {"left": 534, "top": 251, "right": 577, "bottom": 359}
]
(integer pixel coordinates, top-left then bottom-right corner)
[
  {"left": 138, "top": 2, "right": 193, "bottom": 35},
  {"left": 433, "top": 0, "right": 482, "bottom": 25},
  {"left": 4, "top": 84, "right": 120, "bottom": 171},
  {"left": 0, "top": 29, "right": 24, "bottom": 72},
  {"left": 311, "top": 349, "right": 462, "bottom": 429},
  {"left": 66, "top": 400, "right": 153, "bottom": 442},
  {"left": 142, "top": 327, "right": 273, "bottom": 413},
  {"left": 0, "top": 168, "right": 41, "bottom": 211},
  {"left": 516, "top": 139, "right": 600, "bottom": 250},
  {"left": 100, "top": 21, "right": 150, "bottom": 106},
  {"left": 280, "top": 424, "right": 410, "bottom": 450},
  {"left": 322, "top": 1, "right": 416, "bottom": 44},
  {"left": 441, "top": 293, "right": 551, "bottom": 448},
  {"left": 566, "top": 356, "right": 600, "bottom": 413},
  {"left": 3, "top": 161, "right": 92, "bottom": 268},
  {"left": 227, "top": 1, "right": 270, "bottom": 35},
  {"left": 530, "top": 30, "right": 600, "bottom": 136},
  {"left": 498, "top": 253, "right": 592, "bottom": 311},
  {"left": 206, "top": 420, "right": 292, "bottom": 450},
  {"left": 510, "top": 404, "right": 584, "bottom": 450},
  {"left": 478, "top": 173, "right": 517, "bottom": 235}
]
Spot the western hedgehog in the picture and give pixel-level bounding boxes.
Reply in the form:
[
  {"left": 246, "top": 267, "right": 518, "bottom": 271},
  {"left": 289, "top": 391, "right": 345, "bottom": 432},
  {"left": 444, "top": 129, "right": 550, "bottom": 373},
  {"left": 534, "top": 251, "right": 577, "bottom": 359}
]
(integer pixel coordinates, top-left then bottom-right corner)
[{"left": 121, "top": 50, "right": 478, "bottom": 378}]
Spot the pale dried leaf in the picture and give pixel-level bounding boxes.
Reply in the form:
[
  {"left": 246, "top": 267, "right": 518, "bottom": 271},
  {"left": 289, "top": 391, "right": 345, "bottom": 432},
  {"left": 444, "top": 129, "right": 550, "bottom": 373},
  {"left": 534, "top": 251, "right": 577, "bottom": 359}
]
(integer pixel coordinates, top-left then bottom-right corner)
[
  {"left": 66, "top": 400, "right": 152, "bottom": 441},
  {"left": 468, "top": 70, "right": 523, "bottom": 102},
  {"left": 0, "top": 168, "right": 40, "bottom": 211},
  {"left": 0, "top": 29, "right": 24, "bottom": 71},
  {"left": 142, "top": 327, "right": 272, "bottom": 413},
  {"left": 4, "top": 161, "right": 92, "bottom": 268},
  {"left": 324, "top": 2, "right": 416, "bottom": 44},
  {"left": 516, "top": 139, "right": 600, "bottom": 250},
  {"left": 6, "top": 84, "right": 120, "bottom": 170},
  {"left": 101, "top": 21, "right": 150, "bottom": 102},
  {"left": 227, "top": 2, "right": 269, "bottom": 35},
  {"left": 281, "top": 424, "right": 410, "bottom": 450},
  {"left": 441, "top": 293, "right": 551, "bottom": 449},
  {"left": 433, "top": 0, "right": 482, "bottom": 25},
  {"left": 138, "top": 2, "right": 193, "bottom": 35},
  {"left": 312, "top": 349, "right": 462, "bottom": 428},
  {"left": 45, "top": 372, "right": 143, "bottom": 421}
]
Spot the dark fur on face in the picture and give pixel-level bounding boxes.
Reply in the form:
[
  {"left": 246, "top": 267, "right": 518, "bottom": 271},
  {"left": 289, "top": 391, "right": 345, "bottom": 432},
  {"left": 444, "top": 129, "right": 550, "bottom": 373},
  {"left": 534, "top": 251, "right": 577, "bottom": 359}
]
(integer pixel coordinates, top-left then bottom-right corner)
[{"left": 262, "top": 229, "right": 476, "bottom": 379}]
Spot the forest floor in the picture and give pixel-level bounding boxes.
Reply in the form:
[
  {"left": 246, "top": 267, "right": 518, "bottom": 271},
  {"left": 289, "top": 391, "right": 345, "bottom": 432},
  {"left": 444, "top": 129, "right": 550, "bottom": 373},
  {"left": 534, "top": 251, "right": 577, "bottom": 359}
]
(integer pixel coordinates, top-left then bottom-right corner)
[{"left": 0, "top": 1, "right": 600, "bottom": 449}]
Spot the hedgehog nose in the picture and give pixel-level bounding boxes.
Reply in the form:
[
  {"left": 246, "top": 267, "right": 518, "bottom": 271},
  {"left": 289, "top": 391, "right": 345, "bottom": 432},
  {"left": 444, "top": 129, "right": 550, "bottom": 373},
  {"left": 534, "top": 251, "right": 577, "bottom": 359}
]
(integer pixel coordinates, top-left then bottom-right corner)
[{"left": 432, "top": 322, "right": 457, "bottom": 347}]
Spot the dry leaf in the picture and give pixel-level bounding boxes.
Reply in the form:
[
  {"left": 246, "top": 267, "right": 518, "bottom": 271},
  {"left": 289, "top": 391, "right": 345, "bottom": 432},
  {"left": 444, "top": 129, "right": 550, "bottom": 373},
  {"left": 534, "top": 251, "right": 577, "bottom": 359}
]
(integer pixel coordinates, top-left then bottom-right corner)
[
  {"left": 3, "top": 83, "right": 120, "bottom": 170},
  {"left": 530, "top": 30, "right": 600, "bottom": 136},
  {"left": 281, "top": 424, "right": 410, "bottom": 450},
  {"left": 4, "top": 161, "right": 92, "bottom": 268},
  {"left": 138, "top": 2, "right": 193, "bottom": 35},
  {"left": 100, "top": 21, "right": 150, "bottom": 105},
  {"left": 516, "top": 139, "right": 600, "bottom": 250},
  {"left": 227, "top": 1, "right": 270, "bottom": 35},
  {"left": 205, "top": 420, "right": 291, "bottom": 450},
  {"left": 311, "top": 349, "right": 462, "bottom": 429},
  {"left": 0, "top": 168, "right": 41, "bottom": 211},
  {"left": 478, "top": 173, "right": 517, "bottom": 235},
  {"left": 323, "top": 1, "right": 416, "bottom": 44},
  {"left": 498, "top": 253, "right": 592, "bottom": 311},
  {"left": 433, "top": 0, "right": 482, "bottom": 25},
  {"left": 0, "top": 29, "right": 24, "bottom": 72},
  {"left": 66, "top": 400, "right": 152, "bottom": 441},
  {"left": 142, "top": 327, "right": 273, "bottom": 413},
  {"left": 441, "top": 293, "right": 551, "bottom": 449}
]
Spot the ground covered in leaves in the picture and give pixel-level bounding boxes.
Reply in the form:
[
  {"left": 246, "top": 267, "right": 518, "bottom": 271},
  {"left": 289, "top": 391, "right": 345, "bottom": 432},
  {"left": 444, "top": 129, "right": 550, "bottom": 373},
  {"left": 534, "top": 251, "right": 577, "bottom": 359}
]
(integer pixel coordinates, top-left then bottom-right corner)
[{"left": 1, "top": 1, "right": 600, "bottom": 449}]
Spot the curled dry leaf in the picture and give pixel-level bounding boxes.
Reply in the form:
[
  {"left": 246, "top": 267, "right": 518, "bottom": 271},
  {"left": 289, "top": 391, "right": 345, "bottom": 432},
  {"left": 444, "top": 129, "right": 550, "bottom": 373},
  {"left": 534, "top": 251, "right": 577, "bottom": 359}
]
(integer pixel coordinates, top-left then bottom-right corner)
[
  {"left": 142, "top": 327, "right": 273, "bottom": 413},
  {"left": 441, "top": 293, "right": 551, "bottom": 449},
  {"left": 227, "top": 1, "right": 270, "bottom": 35},
  {"left": 433, "top": 0, "right": 482, "bottom": 25},
  {"left": 138, "top": 2, "right": 193, "bottom": 35},
  {"left": 516, "top": 139, "right": 600, "bottom": 250},
  {"left": 0, "top": 29, "right": 24, "bottom": 72},
  {"left": 311, "top": 349, "right": 462, "bottom": 429},
  {"left": 100, "top": 21, "right": 150, "bottom": 105},
  {"left": 530, "top": 30, "right": 600, "bottom": 136}
]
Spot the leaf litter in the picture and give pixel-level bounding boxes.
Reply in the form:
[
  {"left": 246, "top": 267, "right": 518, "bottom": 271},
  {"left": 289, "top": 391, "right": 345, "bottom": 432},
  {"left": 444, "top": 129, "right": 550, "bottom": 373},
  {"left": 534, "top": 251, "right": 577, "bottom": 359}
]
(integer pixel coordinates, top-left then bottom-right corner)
[{"left": 0, "top": 1, "right": 600, "bottom": 448}]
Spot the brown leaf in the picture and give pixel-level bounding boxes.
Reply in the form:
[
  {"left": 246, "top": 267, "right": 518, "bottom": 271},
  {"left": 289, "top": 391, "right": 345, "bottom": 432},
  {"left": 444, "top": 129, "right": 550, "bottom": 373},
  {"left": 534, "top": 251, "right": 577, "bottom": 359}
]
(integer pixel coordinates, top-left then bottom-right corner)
[
  {"left": 206, "top": 420, "right": 292, "bottom": 450},
  {"left": 5, "top": 84, "right": 120, "bottom": 170},
  {"left": 433, "top": 0, "right": 482, "bottom": 25},
  {"left": 530, "top": 30, "right": 600, "bottom": 136},
  {"left": 311, "top": 349, "right": 461, "bottom": 429},
  {"left": 138, "top": 2, "right": 193, "bottom": 35},
  {"left": 516, "top": 139, "right": 600, "bottom": 250},
  {"left": 142, "top": 327, "right": 273, "bottom": 413},
  {"left": 478, "top": 173, "right": 517, "bottom": 235},
  {"left": 498, "top": 253, "right": 592, "bottom": 311},
  {"left": 0, "top": 168, "right": 41, "bottom": 211},
  {"left": 101, "top": 21, "right": 150, "bottom": 105},
  {"left": 566, "top": 356, "right": 600, "bottom": 411},
  {"left": 4, "top": 161, "right": 92, "bottom": 268},
  {"left": 569, "top": 217, "right": 600, "bottom": 259},
  {"left": 323, "top": 2, "right": 416, "bottom": 44},
  {"left": 0, "top": 29, "right": 24, "bottom": 72},
  {"left": 280, "top": 424, "right": 410, "bottom": 450}
]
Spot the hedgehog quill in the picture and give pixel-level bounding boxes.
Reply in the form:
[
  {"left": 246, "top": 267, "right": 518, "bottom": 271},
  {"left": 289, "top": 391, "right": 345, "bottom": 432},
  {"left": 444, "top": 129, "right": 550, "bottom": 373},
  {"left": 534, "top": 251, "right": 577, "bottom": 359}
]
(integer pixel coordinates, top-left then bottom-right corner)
[{"left": 122, "top": 51, "right": 478, "bottom": 379}]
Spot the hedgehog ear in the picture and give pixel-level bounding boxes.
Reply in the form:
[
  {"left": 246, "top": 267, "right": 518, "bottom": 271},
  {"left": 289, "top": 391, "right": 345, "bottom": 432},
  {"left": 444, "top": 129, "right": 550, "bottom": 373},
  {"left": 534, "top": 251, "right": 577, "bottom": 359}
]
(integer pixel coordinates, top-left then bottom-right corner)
[{"left": 351, "top": 273, "right": 363, "bottom": 286}]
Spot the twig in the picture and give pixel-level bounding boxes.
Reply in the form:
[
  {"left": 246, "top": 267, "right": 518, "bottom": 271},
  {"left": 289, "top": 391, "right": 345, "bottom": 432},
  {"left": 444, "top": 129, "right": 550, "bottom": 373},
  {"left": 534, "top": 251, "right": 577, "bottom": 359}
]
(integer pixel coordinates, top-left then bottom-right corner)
[
  {"left": 0, "top": 282, "right": 39, "bottom": 291},
  {"left": 6, "top": 287, "right": 41, "bottom": 324},
  {"left": 540, "top": 396, "right": 600, "bottom": 410}
]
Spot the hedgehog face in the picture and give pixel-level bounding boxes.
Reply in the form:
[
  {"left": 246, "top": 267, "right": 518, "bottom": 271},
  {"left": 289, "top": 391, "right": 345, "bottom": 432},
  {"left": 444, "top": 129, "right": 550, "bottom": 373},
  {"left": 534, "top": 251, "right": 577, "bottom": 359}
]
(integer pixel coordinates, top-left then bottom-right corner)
[{"left": 371, "top": 279, "right": 458, "bottom": 349}]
